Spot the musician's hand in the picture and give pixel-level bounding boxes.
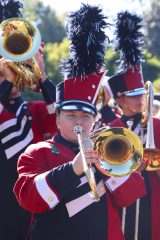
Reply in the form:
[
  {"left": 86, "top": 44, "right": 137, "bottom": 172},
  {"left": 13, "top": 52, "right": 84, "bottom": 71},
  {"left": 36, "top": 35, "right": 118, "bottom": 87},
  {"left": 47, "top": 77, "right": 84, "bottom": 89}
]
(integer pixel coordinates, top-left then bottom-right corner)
[
  {"left": 0, "top": 58, "right": 16, "bottom": 83},
  {"left": 24, "top": 42, "right": 47, "bottom": 83},
  {"left": 136, "top": 160, "right": 146, "bottom": 173},
  {"left": 34, "top": 42, "right": 47, "bottom": 82},
  {"left": 72, "top": 149, "right": 99, "bottom": 176},
  {"left": 157, "top": 170, "right": 160, "bottom": 177},
  {"left": 34, "top": 47, "right": 47, "bottom": 82}
]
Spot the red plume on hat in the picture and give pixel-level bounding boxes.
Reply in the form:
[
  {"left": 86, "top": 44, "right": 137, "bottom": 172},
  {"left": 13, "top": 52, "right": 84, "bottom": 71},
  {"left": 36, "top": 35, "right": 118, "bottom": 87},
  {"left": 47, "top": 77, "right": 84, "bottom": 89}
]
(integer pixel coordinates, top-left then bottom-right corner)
[
  {"left": 56, "top": 4, "right": 110, "bottom": 115},
  {"left": 108, "top": 11, "right": 145, "bottom": 98}
]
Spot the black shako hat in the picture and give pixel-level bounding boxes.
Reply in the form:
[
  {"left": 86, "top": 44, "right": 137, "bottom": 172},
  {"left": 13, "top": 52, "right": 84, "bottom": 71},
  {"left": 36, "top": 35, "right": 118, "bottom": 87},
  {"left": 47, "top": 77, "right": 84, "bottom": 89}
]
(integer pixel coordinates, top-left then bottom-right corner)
[
  {"left": 56, "top": 4, "right": 109, "bottom": 115},
  {"left": 108, "top": 11, "right": 145, "bottom": 99}
]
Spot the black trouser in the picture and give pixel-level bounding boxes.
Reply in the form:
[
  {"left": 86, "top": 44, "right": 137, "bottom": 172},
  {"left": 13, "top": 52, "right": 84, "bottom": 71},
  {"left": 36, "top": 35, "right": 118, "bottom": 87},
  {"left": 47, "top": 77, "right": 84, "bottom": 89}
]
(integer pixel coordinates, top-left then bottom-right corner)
[
  {"left": 69, "top": 230, "right": 107, "bottom": 240},
  {"left": 29, "top": 229, "right": 107, "bottom": 240},
  {"left": 0, "top": 179, "right": 31, "bottom": 240}
]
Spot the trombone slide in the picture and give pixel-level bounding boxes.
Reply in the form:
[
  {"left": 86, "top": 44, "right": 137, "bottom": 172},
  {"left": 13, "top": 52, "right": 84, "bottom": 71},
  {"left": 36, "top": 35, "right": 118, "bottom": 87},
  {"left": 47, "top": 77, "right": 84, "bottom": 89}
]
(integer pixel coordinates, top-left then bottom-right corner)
[{"left": 74, "top": 126, "right": 100, "bottom": 202}]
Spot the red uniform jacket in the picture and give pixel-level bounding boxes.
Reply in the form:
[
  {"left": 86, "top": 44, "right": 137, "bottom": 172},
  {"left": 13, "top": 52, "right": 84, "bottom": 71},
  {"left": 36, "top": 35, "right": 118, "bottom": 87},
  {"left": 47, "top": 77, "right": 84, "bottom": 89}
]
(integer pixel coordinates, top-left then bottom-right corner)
[
  {"left": 108, "top": 117, "right": 160, "bottom": 240},
  {"left": 0, "top": 79, "right": 57, "bottom": 239},
  {"left": 14, "top": 137, "right": 146, "bottom": 240}
]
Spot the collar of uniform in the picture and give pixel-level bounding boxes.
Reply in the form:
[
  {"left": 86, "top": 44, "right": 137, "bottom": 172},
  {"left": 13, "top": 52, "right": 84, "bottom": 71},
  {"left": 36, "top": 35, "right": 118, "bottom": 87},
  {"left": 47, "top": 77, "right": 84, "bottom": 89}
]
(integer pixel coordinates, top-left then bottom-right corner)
[
  {"left": 121, "top": 113, "right": 142, "bottom": 124},
  {"left": 54, "top": 133, "right": 79, "bottom": 154}
]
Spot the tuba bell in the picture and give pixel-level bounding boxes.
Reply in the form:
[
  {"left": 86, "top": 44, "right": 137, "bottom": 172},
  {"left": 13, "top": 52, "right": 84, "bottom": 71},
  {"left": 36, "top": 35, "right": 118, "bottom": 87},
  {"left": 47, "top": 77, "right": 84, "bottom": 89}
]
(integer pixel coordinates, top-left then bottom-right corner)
[
  {"left": 90, "top": 127, "right": 143, "bottom": 177},
  {"left": 0, "top": 18, "right": 41, "bottom": 90}
]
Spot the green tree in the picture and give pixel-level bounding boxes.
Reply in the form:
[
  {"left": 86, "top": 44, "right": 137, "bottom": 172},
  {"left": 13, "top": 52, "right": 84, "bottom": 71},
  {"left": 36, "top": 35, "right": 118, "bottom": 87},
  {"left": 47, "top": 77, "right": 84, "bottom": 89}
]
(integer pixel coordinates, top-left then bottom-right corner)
[
  {"left": 104, "top": 47, "right": 160, "bottom": 86},
  {"left": 44, "top": 38, "right": 70, "bottom": 85},
  {"left": 22, "top": 0, "right": 66, "bottom": 43},
  {"left": 23, "top": 38, "right": 70, "bottom": 100},
  {"left": 104, "top": 47, "right": 118, "bottom": 76},
  {"left": 143, "top": 0, "right": 160, "bottom": 57},
  {"left": 143, "top": 51, "right": 160, "bottom": 82}
]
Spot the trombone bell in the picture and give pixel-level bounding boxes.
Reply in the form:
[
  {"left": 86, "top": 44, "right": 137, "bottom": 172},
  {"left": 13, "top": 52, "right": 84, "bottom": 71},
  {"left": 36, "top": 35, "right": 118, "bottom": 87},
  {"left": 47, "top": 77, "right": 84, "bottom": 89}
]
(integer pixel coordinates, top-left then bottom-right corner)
[
  {"left": 93, "top": 127, "right": 143, "bottom": 177},
  {"left": 144, "top": 148, "right": 160, "bottom": 171}
]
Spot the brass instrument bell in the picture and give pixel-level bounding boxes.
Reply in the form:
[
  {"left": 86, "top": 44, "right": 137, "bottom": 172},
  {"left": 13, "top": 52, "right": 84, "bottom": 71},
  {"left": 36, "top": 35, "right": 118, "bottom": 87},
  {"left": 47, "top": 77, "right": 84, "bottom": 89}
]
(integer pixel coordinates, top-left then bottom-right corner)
[
  {"left": 92, "top": 127, "right": 143, "bottom": 177},
  {"left": 0, "top": 18, "right": 41, "bottom": 90}
]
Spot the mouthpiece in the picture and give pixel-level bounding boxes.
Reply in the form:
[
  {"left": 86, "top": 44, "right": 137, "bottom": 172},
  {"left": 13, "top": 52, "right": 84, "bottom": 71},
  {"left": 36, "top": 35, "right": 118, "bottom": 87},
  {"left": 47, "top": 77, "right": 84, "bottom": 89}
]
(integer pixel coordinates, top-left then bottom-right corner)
[{"left": 74, "top": 125, "right": 82, "bottom": 135}]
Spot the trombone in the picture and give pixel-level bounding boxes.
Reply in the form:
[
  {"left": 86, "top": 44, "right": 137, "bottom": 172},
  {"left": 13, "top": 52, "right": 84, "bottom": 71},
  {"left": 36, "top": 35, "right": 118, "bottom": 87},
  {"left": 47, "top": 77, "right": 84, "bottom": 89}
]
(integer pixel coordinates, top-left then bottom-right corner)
[
  {"left": 74, "top": 125, "right": 143, "bottom": 202},
  {"left": 74, "top": 125, "right": 100, "bottom": 202},
  {"left": 130, "top": 81, "right": 160, "bottom": 240},
  {"left": 143, "top": 81, "right": 160, "bottom": 170}
]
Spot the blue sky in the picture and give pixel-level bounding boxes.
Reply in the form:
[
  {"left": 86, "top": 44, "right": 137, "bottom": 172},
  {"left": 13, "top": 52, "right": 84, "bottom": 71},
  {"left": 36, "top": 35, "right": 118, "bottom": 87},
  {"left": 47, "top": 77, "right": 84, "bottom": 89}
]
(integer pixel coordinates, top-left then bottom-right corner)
[
  {"left": 42, "top": 0, "right": 150, "bottom": 17},
  {"left": 40, "top": 0, "right": 150, "bottom": 41}
]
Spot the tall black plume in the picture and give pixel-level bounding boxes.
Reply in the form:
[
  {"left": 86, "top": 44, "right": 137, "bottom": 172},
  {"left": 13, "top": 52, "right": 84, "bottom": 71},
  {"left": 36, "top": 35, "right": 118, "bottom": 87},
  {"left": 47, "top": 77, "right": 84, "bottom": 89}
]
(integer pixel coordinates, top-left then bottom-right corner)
[
  {"left": 115, "top": 11, "right": 144, "bottom": 72},
  {"left": 62, "top": 4, "right": 110, "bottom": 78}
]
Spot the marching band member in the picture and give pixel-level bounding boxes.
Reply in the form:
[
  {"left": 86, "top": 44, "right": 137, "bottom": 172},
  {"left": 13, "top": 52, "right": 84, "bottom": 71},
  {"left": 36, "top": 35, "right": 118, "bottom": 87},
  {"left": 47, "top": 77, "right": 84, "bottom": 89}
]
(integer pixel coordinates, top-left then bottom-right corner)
[
  {"left": 107, "top": 11, "right": 160, "bottom": 240},
  {"left": 93, "top": 80, "right": 118, "bottom": 130},
  {"left": 14, "top": 4, "right": 146, "bottom": 240},
  {"left": 0, "top": 1, "right": 57, "bottom": 239}
]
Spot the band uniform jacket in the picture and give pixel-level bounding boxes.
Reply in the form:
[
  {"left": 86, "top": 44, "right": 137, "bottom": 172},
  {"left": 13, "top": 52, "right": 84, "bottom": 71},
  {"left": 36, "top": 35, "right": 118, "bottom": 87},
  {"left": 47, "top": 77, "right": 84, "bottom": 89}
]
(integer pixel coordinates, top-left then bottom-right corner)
[
  {"left": 14, "top": 134, "right": 146, "bottom": 240},
  {"left": 0, "top": 78, "right": 57, "bottom": 239},
  {"left": 108, "top": 117, "right": 160, "bottom": 240}
]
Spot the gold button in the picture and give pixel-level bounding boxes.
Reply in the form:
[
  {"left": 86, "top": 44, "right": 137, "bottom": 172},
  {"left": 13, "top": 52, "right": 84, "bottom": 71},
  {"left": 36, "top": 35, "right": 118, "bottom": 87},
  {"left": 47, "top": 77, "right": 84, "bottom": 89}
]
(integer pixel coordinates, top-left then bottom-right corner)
[
  {"left": 99, "top": 186, "right": 105, "bottom": 192},
  {"left": 48, "top": 196, "right": 53, "bottom": 202},
  {"left": 111, "top": 180, "right": 116, "bottom": 185}
]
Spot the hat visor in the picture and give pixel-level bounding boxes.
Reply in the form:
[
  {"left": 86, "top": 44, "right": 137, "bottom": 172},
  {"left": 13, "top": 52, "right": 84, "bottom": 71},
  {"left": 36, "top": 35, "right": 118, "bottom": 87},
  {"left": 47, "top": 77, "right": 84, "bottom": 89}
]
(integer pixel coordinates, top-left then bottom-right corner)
[
  {"left": 61, "top": 105, "right": 96, "bottom": 115},
  {"left": 124, "top": 88, "right": 146, "bottom": 97},
  {"left": 56, "top": 100, "right": 97, "bottom": 115}
]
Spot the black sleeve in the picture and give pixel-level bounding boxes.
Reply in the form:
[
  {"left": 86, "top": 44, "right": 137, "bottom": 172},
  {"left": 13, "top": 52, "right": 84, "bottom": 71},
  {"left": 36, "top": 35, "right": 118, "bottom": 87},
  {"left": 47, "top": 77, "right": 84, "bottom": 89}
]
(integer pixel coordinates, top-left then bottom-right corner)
[
  {"left": 101, "top": 104, "right": 117, "bottom": 124},
  {"left": 47, "top": 162, "right": 81, "bottom": 199},
  {"left": 0, "top": 80, "right": 13, "bottom": 100},
  {"left": 40, "top": 78, "right": 56, "bottom": 104},
  {"left": 0, "top": 80, "right": 25, "bottom": 113}
]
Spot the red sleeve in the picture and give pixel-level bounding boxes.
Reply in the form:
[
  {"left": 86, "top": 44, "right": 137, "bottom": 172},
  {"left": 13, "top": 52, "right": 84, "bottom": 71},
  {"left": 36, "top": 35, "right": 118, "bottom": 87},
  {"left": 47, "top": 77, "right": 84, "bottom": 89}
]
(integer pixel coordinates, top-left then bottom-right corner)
[
  {"left": 153, "top": 118, "right": 160, "bottom": 148},
  {"left": 105, "top": 172, "right": 146, "bottom": 207},
  {"left": 38, "top": 101, "right": 57, "bottom": 135},
  {"left": 14, "top": 142, "right": 80, "bottom": 214},
  {"left": 30, "top": 101, "right": 57, "bottom": 137},
  {"left": 14, "top": 143, "right": 60, "bottom": 214}
]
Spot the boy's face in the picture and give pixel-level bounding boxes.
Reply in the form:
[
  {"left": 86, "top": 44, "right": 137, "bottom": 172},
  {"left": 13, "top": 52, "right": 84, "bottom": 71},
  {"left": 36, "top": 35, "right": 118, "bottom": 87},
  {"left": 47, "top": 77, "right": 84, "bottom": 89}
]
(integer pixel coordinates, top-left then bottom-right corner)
[
  {"left": 56, "top": 110, "right": 95, "bottom": 143},
  {"left": 116, "top": 94, "right": 146, "bottom": 116}
]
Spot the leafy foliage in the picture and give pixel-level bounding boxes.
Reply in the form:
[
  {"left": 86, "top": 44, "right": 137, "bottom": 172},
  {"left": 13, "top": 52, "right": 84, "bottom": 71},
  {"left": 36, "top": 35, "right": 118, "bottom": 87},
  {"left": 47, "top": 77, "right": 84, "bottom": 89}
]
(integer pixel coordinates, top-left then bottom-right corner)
[
  {"left": 144, "top": 0, "right": 160, "bottom": 57},
  {"left": 22, "top": 0, "right": 66, "bottom": 43},
  {"left": 44, "top": 39, "right": 70, "bottom": 85}
]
